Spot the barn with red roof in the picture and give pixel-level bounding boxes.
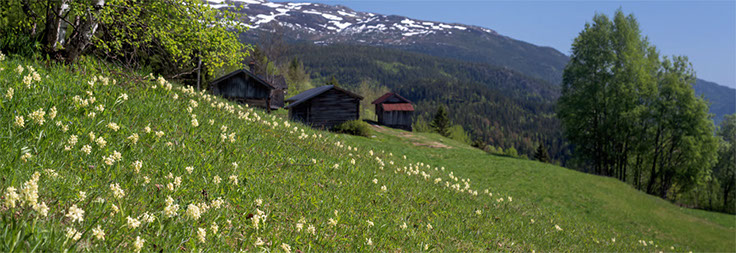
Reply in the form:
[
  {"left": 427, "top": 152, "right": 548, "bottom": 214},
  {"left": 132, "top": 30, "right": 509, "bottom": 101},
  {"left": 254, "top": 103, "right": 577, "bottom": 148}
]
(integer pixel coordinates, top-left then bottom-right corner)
[{"left": 372, "top": 92, "right": 414, "bottom": 131}]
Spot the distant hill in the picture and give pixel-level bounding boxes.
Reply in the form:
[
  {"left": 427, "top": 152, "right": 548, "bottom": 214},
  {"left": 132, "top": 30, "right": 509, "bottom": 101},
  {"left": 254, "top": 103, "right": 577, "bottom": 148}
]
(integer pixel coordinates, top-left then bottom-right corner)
[{"left": 693, "top": 79, "right": 736, "bottom": 124}]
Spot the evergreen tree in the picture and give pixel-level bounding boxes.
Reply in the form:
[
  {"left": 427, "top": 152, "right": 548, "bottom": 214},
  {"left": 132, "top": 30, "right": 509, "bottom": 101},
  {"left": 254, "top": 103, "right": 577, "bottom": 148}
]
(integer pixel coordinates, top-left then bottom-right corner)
[
  {"left": 430, "top": 106, "right": 451, "bottom": 137},
  {"left": 534, "top": 144, "right": 550, "bottom": 163}
]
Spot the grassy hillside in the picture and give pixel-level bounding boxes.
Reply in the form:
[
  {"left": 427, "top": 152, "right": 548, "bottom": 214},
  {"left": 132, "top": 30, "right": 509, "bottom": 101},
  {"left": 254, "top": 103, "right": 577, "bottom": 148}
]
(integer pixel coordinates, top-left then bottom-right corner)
[{"left": 0, "top": 56, "right": 733, "bottom": 252}]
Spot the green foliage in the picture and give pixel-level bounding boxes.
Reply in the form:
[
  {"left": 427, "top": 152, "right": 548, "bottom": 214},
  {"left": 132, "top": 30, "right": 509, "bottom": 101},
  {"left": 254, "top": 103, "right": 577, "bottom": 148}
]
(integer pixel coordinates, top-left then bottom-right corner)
[
  {"left": 534, "top": 144, "right": 550, "bottom": 163},
  {"left": 714, "top": 114, "right": 736, "bottom": 213},
  {"left": 430, "top": 106, "right": 450, "bottom": 137},
  {"left": 504, "top": 147, "right": 519, "bottom": 157},
  {"left": 356, "top": 80, "right": 389, "bottom": 121},
  {"left": 326, "top": 75, "right": 340, "bottom": 87},
  {"left": 1, "top": 0, "right": 249, "bottom": 79},
  {"left": 448, "top": 124, "right": 471, "bottom": 144},
  {"left": 285, "top": 58, "right": 313, "bottom": 95},
  {"left": 559, "top": 9, "right": 718, "bottom": 201},
  {"left": 333, "top": 120, "right": 372, "bottom": 137},
  {"left": 412, "top": 116, "right": 431, "bottom": 133}
]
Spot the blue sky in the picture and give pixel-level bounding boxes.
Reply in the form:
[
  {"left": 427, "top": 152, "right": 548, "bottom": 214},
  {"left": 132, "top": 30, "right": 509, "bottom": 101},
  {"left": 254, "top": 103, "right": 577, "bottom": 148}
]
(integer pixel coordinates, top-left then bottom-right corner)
[{"left": 283, "top": 0, "right": 736, "bottom": 88}]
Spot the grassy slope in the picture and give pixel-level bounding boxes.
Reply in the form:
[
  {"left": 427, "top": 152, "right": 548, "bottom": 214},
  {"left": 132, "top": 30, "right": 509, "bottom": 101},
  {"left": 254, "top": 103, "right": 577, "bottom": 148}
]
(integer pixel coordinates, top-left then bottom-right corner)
[{"left": 0, "top": 56, "right": 733, "bottom": 252}]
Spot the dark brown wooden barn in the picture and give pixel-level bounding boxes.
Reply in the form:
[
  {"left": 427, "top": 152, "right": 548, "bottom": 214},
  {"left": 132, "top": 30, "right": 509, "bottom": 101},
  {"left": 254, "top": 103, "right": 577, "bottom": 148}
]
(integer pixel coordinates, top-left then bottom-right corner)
[
  {"left": 285, "top": 85, "right": 363, "bottom": 129},
  {"left": 210, "top": 68, "right": 284, "bottom": 111},
  {"left": 372, "top": 92, "right": 414, "bottom": 131}
]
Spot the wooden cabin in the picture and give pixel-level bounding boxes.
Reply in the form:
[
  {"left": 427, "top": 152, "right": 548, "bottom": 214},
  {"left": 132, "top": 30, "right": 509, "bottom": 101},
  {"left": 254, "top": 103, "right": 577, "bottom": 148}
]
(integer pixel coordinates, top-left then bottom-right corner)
[
  {"left": 210, "top": 68, "right": 277, "bottom": 111},
  {"left": 372, "top": 92, "right": 414, "bottom": 131},
  {"left": 285, "top": 85, "right": 363, "bottom": 129}
]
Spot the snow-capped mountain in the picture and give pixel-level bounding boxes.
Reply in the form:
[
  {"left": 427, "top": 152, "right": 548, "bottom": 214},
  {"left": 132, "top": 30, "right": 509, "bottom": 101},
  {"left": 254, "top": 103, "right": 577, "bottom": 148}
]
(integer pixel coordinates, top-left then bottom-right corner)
[{"left": 208, "top": 0, "right": 569, "bottom": 84}]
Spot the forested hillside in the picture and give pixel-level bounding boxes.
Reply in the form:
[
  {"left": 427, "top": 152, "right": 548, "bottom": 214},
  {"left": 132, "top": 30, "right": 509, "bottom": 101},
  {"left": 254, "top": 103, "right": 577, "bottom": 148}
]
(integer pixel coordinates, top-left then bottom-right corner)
[{"left": 285, "top": 43, "right": 569, "bottom": 162}]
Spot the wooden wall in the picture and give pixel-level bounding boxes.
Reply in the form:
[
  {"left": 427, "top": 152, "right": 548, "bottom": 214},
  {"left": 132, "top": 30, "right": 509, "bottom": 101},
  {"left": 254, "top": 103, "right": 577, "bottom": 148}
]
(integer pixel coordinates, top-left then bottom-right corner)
[
  {"left": 289, "top": 89, "right": 360, "bottom": 129},
  {"left": 378, "top": 110, "right": 413, "bottom": 131},
  {"left": 212, "top": 73, "right": 271, "bottom": 107}
]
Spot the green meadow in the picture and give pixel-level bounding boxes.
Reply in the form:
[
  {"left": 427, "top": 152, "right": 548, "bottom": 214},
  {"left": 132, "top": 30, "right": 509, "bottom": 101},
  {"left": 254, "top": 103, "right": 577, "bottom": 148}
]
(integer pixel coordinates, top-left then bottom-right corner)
[{"left": 1, "top": 56, "right": 733, "bottom": 252}]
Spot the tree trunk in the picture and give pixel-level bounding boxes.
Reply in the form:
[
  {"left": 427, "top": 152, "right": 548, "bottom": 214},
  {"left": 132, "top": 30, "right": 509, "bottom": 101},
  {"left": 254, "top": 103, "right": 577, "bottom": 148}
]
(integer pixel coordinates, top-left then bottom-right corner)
[
  {"left": 63, "top": 0, "right": 103, "bottom": 63},
  {"left": 646, "top": 127, "right": 662, "bottom": 194}
]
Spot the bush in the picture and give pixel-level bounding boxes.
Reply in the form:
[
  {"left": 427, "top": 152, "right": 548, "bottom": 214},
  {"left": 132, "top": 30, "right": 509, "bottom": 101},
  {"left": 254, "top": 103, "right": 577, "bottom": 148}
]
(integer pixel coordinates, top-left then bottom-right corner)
[{"left": 333, "top": 120, "right": 372, "bottom": 137}]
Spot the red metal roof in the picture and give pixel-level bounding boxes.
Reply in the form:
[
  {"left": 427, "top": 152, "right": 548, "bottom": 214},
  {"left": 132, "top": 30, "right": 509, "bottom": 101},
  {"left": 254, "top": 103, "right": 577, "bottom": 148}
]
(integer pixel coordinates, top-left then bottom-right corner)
[
  {"left": 372, "top": 92, "right": 412, "bottom": 104},
  {"left": 382, "top": 103, "right": 414, "bottom": 111}
]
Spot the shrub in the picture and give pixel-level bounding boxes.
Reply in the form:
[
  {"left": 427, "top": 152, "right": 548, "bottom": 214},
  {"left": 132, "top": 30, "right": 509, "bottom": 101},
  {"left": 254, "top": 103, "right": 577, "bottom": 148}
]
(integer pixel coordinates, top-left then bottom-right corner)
[{"left": 333, "top": 120, "right": 372, "bottom": 137}]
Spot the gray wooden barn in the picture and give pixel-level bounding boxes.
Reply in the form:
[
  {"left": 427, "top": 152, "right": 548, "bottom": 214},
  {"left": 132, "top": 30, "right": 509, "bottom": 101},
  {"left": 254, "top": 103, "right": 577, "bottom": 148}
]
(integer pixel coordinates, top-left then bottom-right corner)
[
  {"left": 285, "top": 85, "right": 363, "bottom": 129},
  {"left": 210, "top": 68, "right": 282, "bottom": 111},
  {"left": 372, "top": 92, "right": 414, "bottom": 131}
]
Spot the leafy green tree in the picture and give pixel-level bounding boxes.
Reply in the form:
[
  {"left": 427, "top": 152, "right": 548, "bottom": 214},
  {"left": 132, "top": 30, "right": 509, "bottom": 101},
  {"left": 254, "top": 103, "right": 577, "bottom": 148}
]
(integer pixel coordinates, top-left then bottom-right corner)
[
  {"left": 1, "top": 0, "right": 249, "bottom": 78},
  {"left": 448, "top": 124, "right": 471, "bottom": 144},
  {"left": 430, "top": 106, "right": 450, "bottom": 137},
  {"left": 559, "top": 9, "right": 718, "bottom": 200},
  {"left": 715, "top": 114, "right": 736, "bottom": 212},
  {"left": 534, "top": 144, "right": 550, "bottom": 163},
  {"left": 326, "top": 76, "right": 340, "bottom": 87}
]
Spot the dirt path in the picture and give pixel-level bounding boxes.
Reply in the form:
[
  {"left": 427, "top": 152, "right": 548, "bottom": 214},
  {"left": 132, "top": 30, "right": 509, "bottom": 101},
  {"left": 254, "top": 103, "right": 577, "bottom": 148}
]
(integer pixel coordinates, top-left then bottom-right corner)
[{"left": 370, "top": 124, "right": 451, "bottom": 149}]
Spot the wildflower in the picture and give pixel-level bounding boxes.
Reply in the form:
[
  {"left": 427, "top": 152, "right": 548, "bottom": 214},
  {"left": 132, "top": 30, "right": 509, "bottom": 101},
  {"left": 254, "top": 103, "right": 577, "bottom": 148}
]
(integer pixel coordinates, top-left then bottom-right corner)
[
  {"left": 0, "top": 51, "right": 4, "bottom": 61},
  {"left": 174, "top": 176, "right": 182, "bottom": 188},
  {"left": 366, "top": 220, "right": 374, "bottom": 227},
  {"left": 4, "top": 187, "right": 19, "bottom": 208},
  {"left": 66, "top": 227, "right": 82, "bottom": 241},
  {"left": 172, "top": 93, "right": 179, "bottom": 100},
  {"left": 255, "top": 198, "right": 263, "bottom": 207},
  {"left": 164, "top": 196, "right": 179, "bottom": 218},
  {"left": 476, "top": 209, "right": 482, "bottom": 215},
  {"left": 229, "top": 175, "right": 238, "bottom": 186},
  {"left": 34, "top": 202, "right": 49, "bottom": 217},
  {"left": 400, "top": 222, "right": 407, "bottom": 230},
  {"left": 426, "top": 223, "right": 433, "bottom": 230},
  {"left": 167, "top": 182, "right": 175, "bottom": 191},
  {"left": 612, "top": 238, "right": 616, "bottom": 243},
  {"left": 307, "top": 224, "right": 316, "bottom": 235},
  {"left": 208, "top": 119, "right": 215, "bottom": 125},
  {"left": 197, "top": 227, "right": 207, "bottom": 243},
  {"left": 508, "top": 196, "right": 513, "bottom": 202},
  {"left": 186, "top": 166, "right": 194, "bottom": 174},
  {"left": 87, "top": 111, "right": 96, "bottom": 118},
  {"left": 95, "top": 104, "right": 104, "bottom": 112},
  {"left": 127, "top": 216, "right": 141, "bottom": 229},
  {"left": 111, "top": 204, "right": 119, "bottom": 215},
  {"left": 351, "top": 159, "right": 355, "bottom": 165},
  {"left": 381, "top": 185, "right": 387, "bottom": 192},
  {"left": 28, "top": 108, "right": 45, "bottom": 125},
  {"left": 155, "top": 131, "right": 164, "bottom": 138},
  {"left": 186, "top": 204, "right": 201, "bottom": 220},
  {"left": 81, "top": 145, "right": 92, "bottom": 155},
  {"left": 366, "top": 238, "right": 373, "bottom": 246},
  {"left": 254, "top": 237, "right": 265, "bottom": 247},
  {"left": 232, "top": 162, "right": 238, "bottom": 169},
  {"left": 141, "top": 212, "right": 155, "bottom": 223},
  {"left": 144, "top": 125, "right": 151, "bottom": 133},
  {"left": 296, "top": 221, "right": 304, "bottom": 232},
  {"left": 333, "top": 164, "right": 339, "bottom": 169},
  {"left": 555, "top": 224, "right": 563, "bottom": 231},
  {"left": 119, "top": 93, "right": 129, "bottom": 101},
  {"left": 372, "top": 178, "right": 378, "bottom": 184},
  {"left": 143, "top": 176, "right": 150, "bottom": 184},
  {"left": 281, "top": 243, "right": 292, "bottom": 253},
  {"left": 14, "top": 116, "right": 25, "bottom": 128},
  {"left": 530, "top": 219, "right": 535, "bottom": 224},
  {"left": 211, "top": 198, "right": 224, "bottom": 209},
  {"left": 15, "top": 65, "right": 24, "bottom": 74},
  {"left": 191, "top": 118, "right": 199, "bottom": 127},
  {"left": 96, "top": 137, "right": 107, "bottom": 148},
  {"left": 133, "top": 236, "right": 145, "bottom": 252},
  {"left": 79, "top": 191, "right": 87, "bottom": 201},
  {"left": 211, "top": 222, "right": 219, "bottom": 234},
  {"left": 66, "top": 204, "right": 85, "bottom": 223},
  {"left": 49, "top": 106, "right": 57, "bottom": 120},
  {"left": 110, "top": 183, "right": 125, "bottom": 199},
  {"left": 5, "top": 88, "right": 13, "bottom": 100},
  {"left": 328, "top": 218, "right": 338, "bottom": 227},
  {"left": 107, "top": 122, "right": 120, "bottom": 131},
  {"left": 132, "top": 160, "right": 143, "bottom": 173},
  {"left": 213, "top": 175, "right": 221, "bottom": 184}
]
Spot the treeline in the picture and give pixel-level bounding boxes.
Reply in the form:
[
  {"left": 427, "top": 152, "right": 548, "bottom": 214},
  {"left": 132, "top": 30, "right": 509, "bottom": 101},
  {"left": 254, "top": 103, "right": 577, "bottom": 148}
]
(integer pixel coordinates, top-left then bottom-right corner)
[
  {"left": 280, "top": 42, "right": 570, "bottom": 163},
  {"left": 560, "top": 10, "right": 734, "bottom": 213}
]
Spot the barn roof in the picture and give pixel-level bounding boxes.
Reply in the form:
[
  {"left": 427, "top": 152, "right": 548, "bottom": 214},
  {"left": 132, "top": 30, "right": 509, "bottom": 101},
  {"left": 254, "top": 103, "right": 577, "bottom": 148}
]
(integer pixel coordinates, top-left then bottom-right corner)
[
  {"left": 381, "top": 103, "right": 415, "bottom": 112},
  {"left": 371, "top": 92, "right": 412, "bottom": 104},
  {"left": 285, "top": 85, "right": 363, "bottom": 108},
  {"left": 209, "top": 69, "right": 275, "bottom": 90}
]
